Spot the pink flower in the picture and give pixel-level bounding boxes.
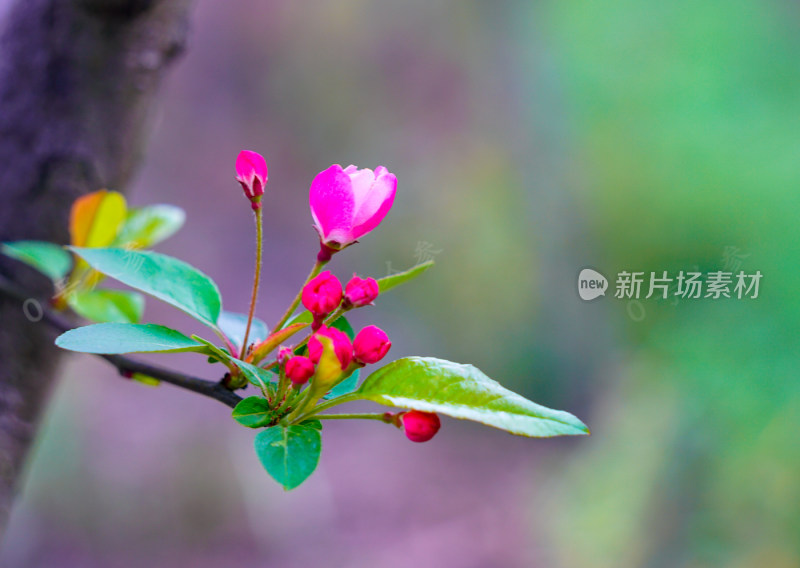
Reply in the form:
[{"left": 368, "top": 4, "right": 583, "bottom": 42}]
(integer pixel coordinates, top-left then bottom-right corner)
[
  {"left": 309, "top": 164, "right": 397, "bottom": 257},
  {"left": 285, "top": 356, "right": 315, "bottom": 386},
  {"left": 353, "top": 325, "right": 391, "bottom": 365},
  {"left": 344, "top": 275, "right": 379, "bottom": 308},
  {"left": 236, "top": 150, "right": 268, "bottom": 210},
  {"left": 301, "top": 271, "right": 342, "bottom": 322},
  {"left": 308, "top": 325, "right": 353, "bottom": 370},
  {"left": 402, "top": 411, "right": 441, "bottom": 443}
]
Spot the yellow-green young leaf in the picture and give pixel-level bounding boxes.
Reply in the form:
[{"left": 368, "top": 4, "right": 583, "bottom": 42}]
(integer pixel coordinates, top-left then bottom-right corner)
[
  {"left": 67, "top": 289, "right": 145, "bottom": 323},
  {"left": 131, "top": 373, "right": 160, "bottom": 387},
  {"left": 55, "top": 323, "right": 206, "bottom": 354},
  {"left": 353, "top": 357, "right": 589, "bottom": 438},
  {"left": 1, "top": 241, "right": 72, "bottom": 282},
  {"left": 69, "top": 247, "right": 222, "bottom": 328},
  {"left": 376, "top": 260, "right": 434, "bottom": 293},
  {"left": 113, "top": 204, "right": 185, "bottom": 249},
  {"left": 69, "top": 190, "right": 127, "bottom": 248},
  {"left": 254, "top": 424, "right": 322, "bottom": 490},
  {"left": 309, "top": 335, "right": 343, "bottom": 396},
  {"left": 232, "top": 397, "right": 275, "bottom": 428}
]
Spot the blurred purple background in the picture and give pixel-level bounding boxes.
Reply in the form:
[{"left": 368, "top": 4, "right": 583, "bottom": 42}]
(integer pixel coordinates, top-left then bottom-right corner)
[{"left": 4, "top": 0, "right": 799, "bottom": 566}]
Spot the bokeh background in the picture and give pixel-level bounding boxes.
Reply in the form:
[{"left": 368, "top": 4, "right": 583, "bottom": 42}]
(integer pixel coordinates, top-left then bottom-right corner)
[{"left": 2, "top": 0, "right": 799, "bottom": 566}]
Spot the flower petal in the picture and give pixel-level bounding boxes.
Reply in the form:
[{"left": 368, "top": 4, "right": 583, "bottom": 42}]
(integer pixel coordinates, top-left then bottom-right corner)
[
  {"left": 350, "top": 168, "right": 397, "bottom": 240},
  {"left": 309, "top": 164, "right": 355, "bottom": 245}
]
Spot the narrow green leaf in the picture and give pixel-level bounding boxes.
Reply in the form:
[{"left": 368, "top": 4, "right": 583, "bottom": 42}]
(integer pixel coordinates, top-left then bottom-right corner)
[
  {"left": 286, "top": 311, "right": 353, "bottom": 338},
  {"left": 69, "top": 247, "right": 222, "bottom": 327},
  {"left": 218, "top": 310, "right": 269, "bottom": 350},
  {"left": 232, "top": 397, "right": 275, "bottom": 428},
  {"left": 1, "top": 241, "right": 73, "bottom": 282},
  {"left": 67, "top": 289, "right": 145, "bottom": 323},
  {"left": 113, "top": 204, "right": 185, "bottom": 249},
  {"left": 254, "top": 424, "right": 322, "bottom": 490},
  {"left": 55, "top": 323, "right": 206, "bottom": 354},
  {"left": 376, "top": 260, "right": 434, "bottom": 293},
  {"left": 354, "top": 357, "right": 589, "bottom": 438}
]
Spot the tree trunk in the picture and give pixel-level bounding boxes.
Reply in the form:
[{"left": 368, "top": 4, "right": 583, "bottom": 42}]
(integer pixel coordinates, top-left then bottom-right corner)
[{"left": 0, "top": 0, "right": 193, "bottom": 534}]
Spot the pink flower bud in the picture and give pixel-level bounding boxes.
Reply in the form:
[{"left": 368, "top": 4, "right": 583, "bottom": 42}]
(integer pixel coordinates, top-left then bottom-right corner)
[
  {"left": 301, "top": 271, "right": 342, "bottom": 319},
  {"left": 308, "top": 325, "right": 353, "bottom": 370},
  {"left": 309, "top": 164, "right": 396, "bottom": 252},
  {"left": 285, "top": 356, "right": 315, "bottom": 386},
  {"left": 236, "top": 150, "right": 268, "bottom": 210},
  {"left": 344, "top": 275, "right": 379, "bottom": 308},
  {"left": 402, "top": 410, "right": 441, "bottom": 443},
  {"left": 277, "top": 346, "right": 293, "bottom": 365},
  {"left": 353, "top": 325, "right": 391, "bottom": 365}
]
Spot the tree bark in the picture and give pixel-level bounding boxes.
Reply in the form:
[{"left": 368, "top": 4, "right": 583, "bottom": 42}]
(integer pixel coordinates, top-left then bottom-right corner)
[{"left": 0, "top": 0, "right": 193, "bottom": 534}]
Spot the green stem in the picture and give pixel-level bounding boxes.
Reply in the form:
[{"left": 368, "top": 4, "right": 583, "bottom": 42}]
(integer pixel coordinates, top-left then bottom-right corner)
[
  {"left": 240, "top": 209, "right": 263, "bottom": 359},
  {"left": 315, "top": 413, "right": 391, "bottom": 422},
  {"left": 291, "top": 393, "right": 360, "bottom": 423},
  {"left": 272, "top": 258, "right": 327, "bottom": 333}
]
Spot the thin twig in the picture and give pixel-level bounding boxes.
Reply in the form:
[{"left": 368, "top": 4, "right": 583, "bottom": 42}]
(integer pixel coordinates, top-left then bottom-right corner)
[{"left": 0, "top": 276, "right": 243, "bottom": 409}]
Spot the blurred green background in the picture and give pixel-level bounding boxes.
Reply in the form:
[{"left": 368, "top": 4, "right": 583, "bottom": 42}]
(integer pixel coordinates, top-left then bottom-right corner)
[{"left": 2, "top": 1, "right": 798, "bottom": 566}]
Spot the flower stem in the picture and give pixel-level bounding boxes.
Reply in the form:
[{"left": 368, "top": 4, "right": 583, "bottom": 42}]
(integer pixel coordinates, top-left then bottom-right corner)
[
  {"left": 240, "top": 208, "right": 263, "bottom": 359},
  {"left": 272, "top": 258, "right": 326, "bottom": 332},
  {"left": 315, "top": 413, "right": 393, "bottom": 422}
]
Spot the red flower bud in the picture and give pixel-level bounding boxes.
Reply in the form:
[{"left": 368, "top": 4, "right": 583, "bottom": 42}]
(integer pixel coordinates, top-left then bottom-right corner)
[
  {"left": 301, "top": 271, "right": 342, "bottom": 319},
  {"left": 402, "top": 410, "right": 441, "bottom": 443},
  {"left": 308, "top": 325, "right": 353, "bottom": 370},
  {"left": 235, "top": 150, "right": 268, "bottom": 210},
  {"left": 344, "top": 275, "right": 379, "bottom": 308},
  {"left": 353, "top": 325, "right": 391, "bottom": 365},
  {"left": 285, "top": 356, "right": 315, "bottom": 386}
]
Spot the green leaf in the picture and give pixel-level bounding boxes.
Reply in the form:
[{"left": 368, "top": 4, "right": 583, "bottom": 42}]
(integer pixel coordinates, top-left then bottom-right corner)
[
  {"left": 324, "top": 369, "right": 360, "bottom": 399},
  {"left": 376, "top": 260, "right": 434, "bottom": 294},
  {"left": 218, "top": 310, "right": 269, "bottom": 350},
  {"left": 1, "top": 241, "right": 73, "bottom": 282},
  {"left": 113, "top": 204, "right": 185, "bottom": 249},
  {"left": 254, "top": 424, "right": 322, "bottom": 490},
  {"left": 69, "top": 247, "right": 222, "bottom": 327},
  {"left": 201, "top": 341, "right": 278, "bottom": 388},
  {"left": 330, "top": 314, "right": 355, "bottom": 339},
  {"left": 236, "top": 359, "right": 278, "bottom": 388},
  {"left": 232, "top": 397, "right": 275, "bottom": 428},
  {"left": 301, "top": 419, "right": 322, "bottom": 430},
  {"left": 55, "top": 323, "right": 206, "bottom": 354},
  {"left": 67, "top": 289, "right": 145, "bottom": 323},
  {"left": 353, "top": 357, "right": 589, "bottom": 438}
]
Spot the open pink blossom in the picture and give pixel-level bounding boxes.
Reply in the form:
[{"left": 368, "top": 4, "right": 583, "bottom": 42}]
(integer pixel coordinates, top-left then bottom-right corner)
[
  {"left": 236, "top": 150, "right": 268, "bottom": 210},
  {"left": 309, "top": 164, "right": 396, "bottom": 258}
]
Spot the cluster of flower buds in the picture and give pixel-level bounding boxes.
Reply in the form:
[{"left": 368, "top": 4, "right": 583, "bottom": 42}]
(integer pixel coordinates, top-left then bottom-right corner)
[
  {"left": 301, "top": 271, "right": 379, "bottom": 330},
  {"left": 234, "top": 151, "right": 441, "bottom": 443},
  {"left": 279, "top": 324, "right": 392, "bottom": 389}
]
